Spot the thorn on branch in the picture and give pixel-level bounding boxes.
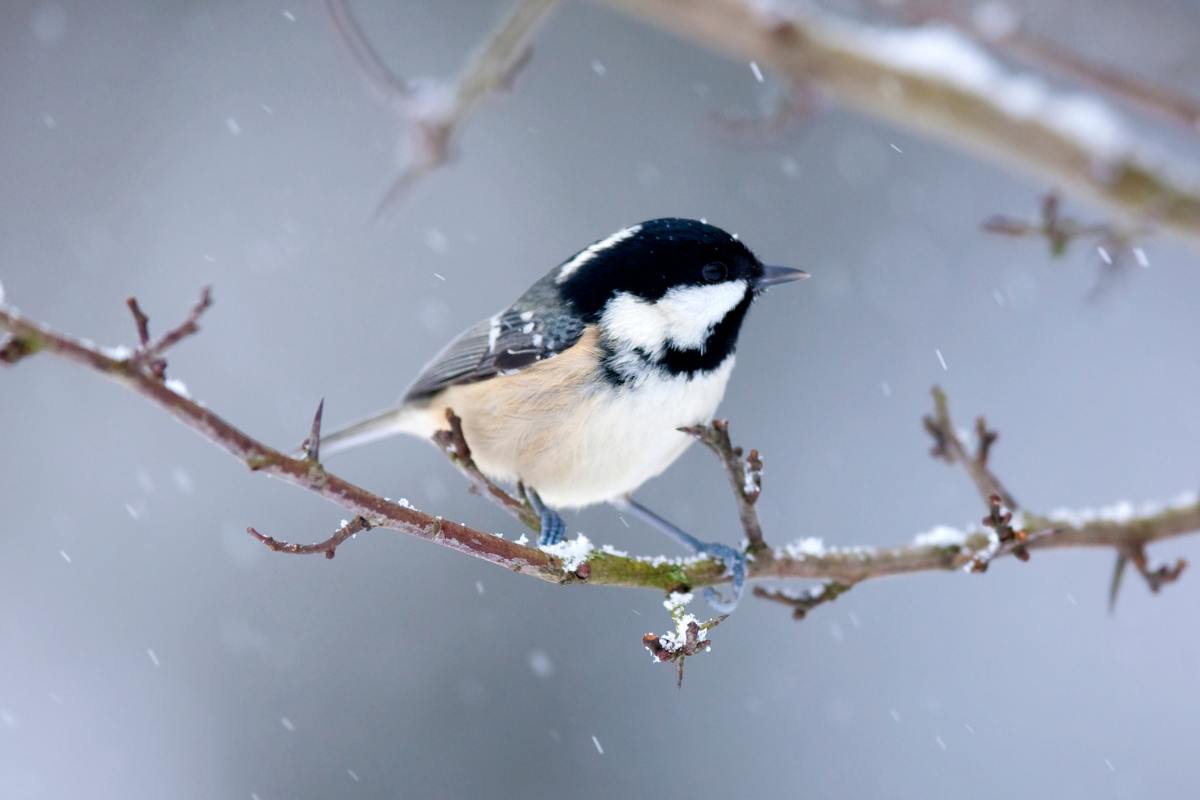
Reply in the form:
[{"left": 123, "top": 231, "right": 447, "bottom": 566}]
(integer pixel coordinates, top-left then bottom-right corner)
[
  {"left": 753, "top": 581, "right": 853, "bottom": 620},
  {"left": 302, "top": 398, "right": 325, "bottom": 463},
  {"left": 680, "top": 419, "right": 766, "bottom": 553},
  {"left": 247, "top": 514, "right": 373, "bottom": 560}
]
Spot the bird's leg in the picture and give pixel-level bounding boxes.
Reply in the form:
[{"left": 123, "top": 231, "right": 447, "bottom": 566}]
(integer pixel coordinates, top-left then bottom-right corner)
[
  {"left": 612, "top": 495, "right": 746, "bottom": 613},
  {"left": 526, "top": 487, "right": 566, "bottom": 546}
]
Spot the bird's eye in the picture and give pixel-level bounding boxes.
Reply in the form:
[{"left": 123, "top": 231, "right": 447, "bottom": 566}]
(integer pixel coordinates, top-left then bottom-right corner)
[{"left": 701, "top": 262, "right": 728, "bottom": 283}]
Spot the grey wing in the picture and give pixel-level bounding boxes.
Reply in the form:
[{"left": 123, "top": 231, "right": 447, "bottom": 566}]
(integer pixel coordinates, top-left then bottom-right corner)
[{"left": 403, "top": 307, "right": 585, "bottom": 402}]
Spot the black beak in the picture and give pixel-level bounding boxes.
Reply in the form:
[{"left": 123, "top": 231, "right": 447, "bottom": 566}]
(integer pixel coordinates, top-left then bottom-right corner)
[{"left": 755, "top": 264, "right": 810, "bottom": 289}]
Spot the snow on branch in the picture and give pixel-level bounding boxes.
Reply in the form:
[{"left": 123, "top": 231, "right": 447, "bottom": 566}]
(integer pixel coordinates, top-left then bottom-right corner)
[
  {"left": 2, "top": 291, "right": 1197, "bottom": 669},
  {"left": 605, "top": 0, "right": 1200, "bottom": 245}
]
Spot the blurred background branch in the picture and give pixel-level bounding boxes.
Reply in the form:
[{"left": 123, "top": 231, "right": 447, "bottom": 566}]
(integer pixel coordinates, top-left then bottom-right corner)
[{"left": 598, "top": 0, "right": 1200, "bottom": 246}]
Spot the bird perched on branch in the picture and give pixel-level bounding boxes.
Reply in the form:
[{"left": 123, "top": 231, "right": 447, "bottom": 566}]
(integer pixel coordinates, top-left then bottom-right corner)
[{"left": 321, "top": 218, "right": 806, "bottom": 609}]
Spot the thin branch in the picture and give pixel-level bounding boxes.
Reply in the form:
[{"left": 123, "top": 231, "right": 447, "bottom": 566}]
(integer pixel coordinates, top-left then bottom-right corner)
[
  {"left": 248, "top": 514, "right": 372, "bottom": 560},
  {"left": 923, "top": 385, "right": 1017, "bottom": 510},
  {"left": 680, "top": 419, "right": 765, "bottom": 553},
  {"left": 328, "top": 0, "right": 559, "bottom": 215},
  {"left": 605, "top": 0, "right": 1200, "bottom": 246},
  {"left": 2, "top": 294, "right": 1198, "bottom": 604},
  {"left": 433, "top": 408, "right": 540, "bottom": 532}
]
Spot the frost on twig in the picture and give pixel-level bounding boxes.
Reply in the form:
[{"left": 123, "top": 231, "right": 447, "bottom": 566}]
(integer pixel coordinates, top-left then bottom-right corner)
[
  {"left": 643, "top": 592, "right": 726, "bottom": 688},
  {"left": 326, "top": 0, "right": 558, "bottom": 216}
]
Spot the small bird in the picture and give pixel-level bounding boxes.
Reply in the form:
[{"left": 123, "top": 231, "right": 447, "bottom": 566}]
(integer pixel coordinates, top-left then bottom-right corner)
[{"left": 321, "top": 218, "right": 806, "bottom": 609}]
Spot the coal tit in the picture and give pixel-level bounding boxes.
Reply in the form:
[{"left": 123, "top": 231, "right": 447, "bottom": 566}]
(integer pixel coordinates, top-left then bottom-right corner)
[{"left": 321, "top": 218, "right": 806, "bottom": 608}]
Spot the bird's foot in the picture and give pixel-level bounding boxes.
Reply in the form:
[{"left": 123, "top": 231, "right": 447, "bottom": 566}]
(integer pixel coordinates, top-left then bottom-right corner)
[
  {"left": 694, "top": 541, "right": 746, "bottom": 614},
  {"left": 613, "top": 494, "right": 746, "bottom": 612},
  {"left": 527, "top": 488, "right": 566, "bottom": 546}
]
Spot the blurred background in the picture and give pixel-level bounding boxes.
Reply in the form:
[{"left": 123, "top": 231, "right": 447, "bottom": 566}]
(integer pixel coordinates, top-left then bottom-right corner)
[{"left": 3, "top": 1, "right": 1200, "bottom": 798}]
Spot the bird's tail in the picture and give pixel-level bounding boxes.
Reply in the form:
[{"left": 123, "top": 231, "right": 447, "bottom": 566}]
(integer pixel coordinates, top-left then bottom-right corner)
[{"left": 318, "top": 405, "right": 424, "bottom": 458}]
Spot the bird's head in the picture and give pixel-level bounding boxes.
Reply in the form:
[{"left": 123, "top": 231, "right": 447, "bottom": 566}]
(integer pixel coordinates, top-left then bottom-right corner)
[{"left": 554, "top": 218, "right": 806, "bottom": 377}]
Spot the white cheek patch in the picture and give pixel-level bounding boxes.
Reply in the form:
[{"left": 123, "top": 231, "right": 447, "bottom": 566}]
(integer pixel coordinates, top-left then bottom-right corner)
[
  {"left": 556, "top": 224, "right": 643, "bottom": 284},
  {"left": 656, "top": 281, "right": 748, "bottom": 350},
  {"left": 600, "top": 292, "right": 668, "bottom": 357},
  {"left": 600, "top": 280, "right": 748, "bottom": 354}
]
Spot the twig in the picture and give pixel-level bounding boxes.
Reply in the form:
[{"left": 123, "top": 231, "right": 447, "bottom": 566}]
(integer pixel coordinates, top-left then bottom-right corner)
[
  {"left": 643, "top": 595, "right": 726, "bottom": 687},
  {"left": 752, "top": 581, "right": 853, "bottom": 621},
  {"left": 248, "top": 514, "right": 373, "bottom": 560},
  {"left": 328, "top": 0, "right": 559, "bottom": 215},
  {"left": 680, "top": 419, "right": 765, "bottom": 553},
  {"left": 605, "top": 0, "right": 1200, "bottom": 246},
  {"left": 122, "top": 288, "right": 213, "bottom": 381},
  {"left": 923, "top": 386, "right": 1017, "bottom": 510},
  {"left": 433, "top": 409, "right": 540, "bottom": 532}
]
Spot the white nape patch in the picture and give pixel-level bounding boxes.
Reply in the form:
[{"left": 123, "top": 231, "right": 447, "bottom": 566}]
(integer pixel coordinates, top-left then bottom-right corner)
[
  {"left": 600, "top": 281, "right": 747, "bottom": 355},
  {"left": 555, "top": 224, "right": 642, "bottom": 284}
]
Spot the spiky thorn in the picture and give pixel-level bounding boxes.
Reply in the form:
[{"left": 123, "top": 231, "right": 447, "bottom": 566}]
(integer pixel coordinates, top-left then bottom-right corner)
[
  {"left": 432, "top": 409, "right": 540, "bottom": 532},
  {"left": 680, "top": 419, "right": 766, "bottom": 554},
  {"left": 752, "top": 581, "right": 853, "bottom": 621},
  {"left": 644, "top": 613, "right": 727, "bottom": 688},
  {"left": 247, "top": 514, "right": 374, "bottom": 560},
  {"left": 301, "top": 399, "right": 325, "bottom": 464}
]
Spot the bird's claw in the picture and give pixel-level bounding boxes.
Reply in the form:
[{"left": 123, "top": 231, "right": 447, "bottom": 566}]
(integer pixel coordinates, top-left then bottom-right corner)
[{"left": 697, "top": 541, "right": 746, "bottom": 613}]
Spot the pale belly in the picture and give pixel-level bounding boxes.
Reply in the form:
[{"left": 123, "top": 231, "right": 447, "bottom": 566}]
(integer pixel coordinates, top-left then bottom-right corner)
[{"left": 412, "top": 356, "right": 735, "bottom": 509}]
